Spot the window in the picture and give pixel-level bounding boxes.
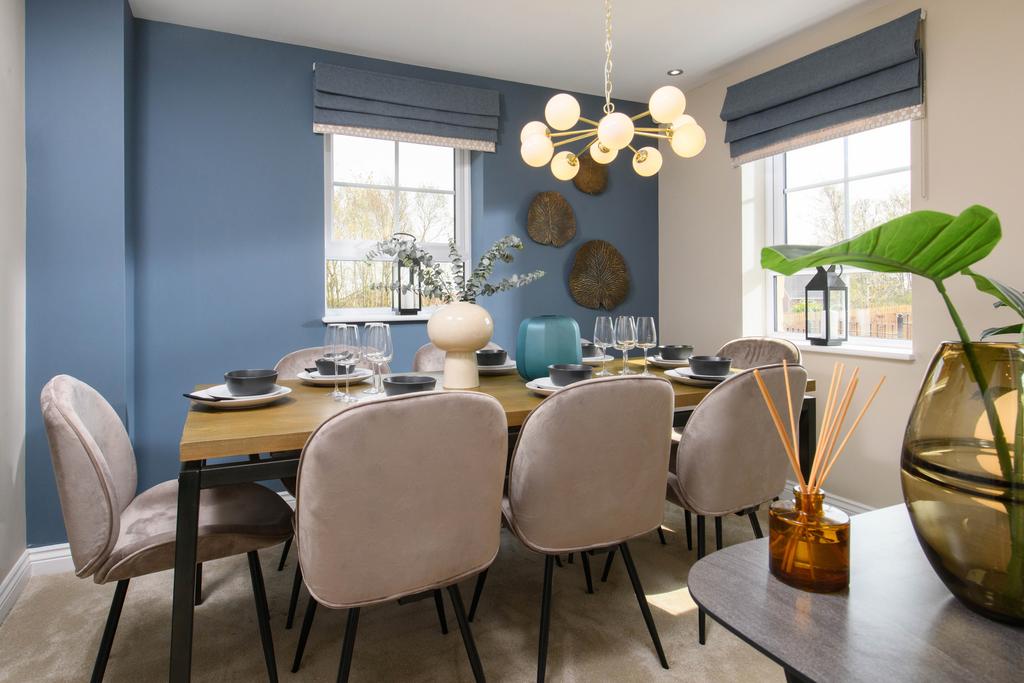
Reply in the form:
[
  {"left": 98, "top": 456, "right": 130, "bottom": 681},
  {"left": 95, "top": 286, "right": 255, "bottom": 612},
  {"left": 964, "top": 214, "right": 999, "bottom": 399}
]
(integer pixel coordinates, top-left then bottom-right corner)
[
  {"left": 324, "top": 134, "right": 470, "bottom": 320},
  {"left": 762, "top": 121, "right": 912, "bottom": 347}
]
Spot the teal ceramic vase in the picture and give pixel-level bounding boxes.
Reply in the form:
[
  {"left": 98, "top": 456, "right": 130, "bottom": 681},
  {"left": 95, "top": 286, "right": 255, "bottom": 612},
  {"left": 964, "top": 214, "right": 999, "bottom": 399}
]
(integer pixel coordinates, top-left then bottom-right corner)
[{"left": 516, "top": 315, "right": 582, "bottom": 380}]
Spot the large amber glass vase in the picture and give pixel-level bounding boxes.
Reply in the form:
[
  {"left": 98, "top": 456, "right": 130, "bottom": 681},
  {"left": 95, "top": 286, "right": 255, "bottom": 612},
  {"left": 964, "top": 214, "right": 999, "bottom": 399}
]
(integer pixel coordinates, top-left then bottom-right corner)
[
  {"left": 768, "top": 488, "right": 850, "bottom": 592},
  {"left": 902, "top": 342, "right": 1024, "bottom": 624}
]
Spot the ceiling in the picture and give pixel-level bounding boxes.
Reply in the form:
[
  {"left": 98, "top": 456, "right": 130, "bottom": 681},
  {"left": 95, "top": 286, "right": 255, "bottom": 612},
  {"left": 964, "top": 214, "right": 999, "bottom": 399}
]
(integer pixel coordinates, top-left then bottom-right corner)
[{"left": 129, "top": 0, "right": 878, "bottom": 101}]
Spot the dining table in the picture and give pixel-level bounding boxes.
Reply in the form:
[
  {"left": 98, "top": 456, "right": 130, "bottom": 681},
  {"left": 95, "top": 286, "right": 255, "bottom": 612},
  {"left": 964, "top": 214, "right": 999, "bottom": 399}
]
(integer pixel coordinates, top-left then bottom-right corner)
[{"left": 168, "top": 360, "right": 818, "bottom": 681}]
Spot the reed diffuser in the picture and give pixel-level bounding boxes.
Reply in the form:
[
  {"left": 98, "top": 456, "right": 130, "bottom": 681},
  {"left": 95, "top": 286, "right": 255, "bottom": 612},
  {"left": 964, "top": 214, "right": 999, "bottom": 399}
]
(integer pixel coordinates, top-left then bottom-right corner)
[{"left": 754, "top": 361, "right": 884, "bottom": 592}]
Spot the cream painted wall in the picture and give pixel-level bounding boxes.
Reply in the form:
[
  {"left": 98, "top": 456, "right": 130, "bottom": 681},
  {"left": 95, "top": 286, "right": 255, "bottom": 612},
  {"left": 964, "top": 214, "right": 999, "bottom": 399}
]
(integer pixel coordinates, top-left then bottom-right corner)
[
  {"left": 0, "top": 0, "right": 27, "bottom": 581},
  {"left": 659, "top": 0, "right": 1024, "bottom": 508}
]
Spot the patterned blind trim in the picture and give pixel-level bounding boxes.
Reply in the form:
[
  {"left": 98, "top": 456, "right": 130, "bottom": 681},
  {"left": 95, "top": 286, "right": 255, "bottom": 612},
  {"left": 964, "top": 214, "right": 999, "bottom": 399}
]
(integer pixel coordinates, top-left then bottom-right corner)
[{"left": 313, "top": 123, "right": 495, "bottom": 153}]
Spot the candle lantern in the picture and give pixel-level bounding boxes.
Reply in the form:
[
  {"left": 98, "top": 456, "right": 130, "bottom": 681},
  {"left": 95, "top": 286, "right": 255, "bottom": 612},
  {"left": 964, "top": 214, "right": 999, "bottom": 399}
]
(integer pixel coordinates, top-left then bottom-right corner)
[
  {"left": 805, "top": 266, "right": 848, "bottom": 346},
  {"left": 391, "top": 232, "right": 421, "bottom": 315}
]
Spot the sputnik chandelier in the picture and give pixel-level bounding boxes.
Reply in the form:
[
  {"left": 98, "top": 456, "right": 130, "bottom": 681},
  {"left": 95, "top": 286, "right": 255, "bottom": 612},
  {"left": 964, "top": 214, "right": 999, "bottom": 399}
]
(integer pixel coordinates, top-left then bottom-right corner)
[{"left": 520, "top": 0, "right": 706, "bottom": 180}]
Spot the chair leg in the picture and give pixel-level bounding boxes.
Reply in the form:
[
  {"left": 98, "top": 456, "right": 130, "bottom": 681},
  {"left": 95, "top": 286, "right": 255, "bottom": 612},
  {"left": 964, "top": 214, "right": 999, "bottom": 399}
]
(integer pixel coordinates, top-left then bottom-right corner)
[
  {"left": 277, "top": 537, "right": 292, "bottom": 572},
  {"left": 433, "top": 589, "right": 449, "bottom": 635},
  {"left": 684, "top": 511, "right": 693, "bottom": 551},
  {"left": 749, "top": 511, "right": 764, "bottom": 539},
  {"left": 291, "top": 596, "right": 318, "bottom": 673},
  {"left": 581, "top": 551, "right": 594, "bottom": 594},
  {"left": 286, "top": 564, "right": 302, "bottom": 630},
  {"left": 90, "top": 579, "right": 129, "bottom": 683},
  {"left": 657, "top": 527, "right": 667, "bottom": 545},
  {"left": 714, "top": 516, "right": 723, "bottom": 551},
  {"left": 537, "top": 555, "right": 555, "bottom": 683},
  {"left": 194, "top": 563, "right": 203, "bottom": 606},
  {"left": 567, "top": 552, "right": 574, "bottom": 564},
  {"left": 447, "top": 584, "right": 486, "bottom": 683},
  {"left": 618, "top": 543, "right": 669, "bottom": 669},
  {"left": 336, "top": 608, "right": 360, "bottom": 683},
  {"left": 554, "top": 555, "right": 563, "bottom": 568},
  {"left": 600, "top": 549, "right": 616, "bottom": 582},
  {"left": 247, "top": 551, "right": 278, "bottom": 683},
  {"left": 697, "top": 516, "right": 707, "bottom": 645},
  {"left": 468, "top": 569, "right": 488, "bottom": 622}
]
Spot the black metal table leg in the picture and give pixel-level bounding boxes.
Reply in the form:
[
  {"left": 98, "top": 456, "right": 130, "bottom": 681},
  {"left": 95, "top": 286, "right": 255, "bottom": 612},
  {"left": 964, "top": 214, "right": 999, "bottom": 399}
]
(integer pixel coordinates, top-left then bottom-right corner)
[
  {"left": 581, "top": 552, "right": 594, "bottom": 594},
  {"left": 798, "top": 396, "right": 817, "bottom": 481},
  {"left": 169, "top": 463, "right": 202, "bottom": 682}
]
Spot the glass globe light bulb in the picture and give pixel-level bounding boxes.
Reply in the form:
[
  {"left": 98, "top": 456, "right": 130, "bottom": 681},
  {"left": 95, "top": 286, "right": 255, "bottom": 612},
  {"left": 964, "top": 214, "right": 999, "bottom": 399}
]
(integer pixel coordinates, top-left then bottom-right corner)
[
  {"left": 589, "top": 142, "right": 618, "bottom": 164},
  {"left": 649, "top": 86, "right": 687, "bottom": 123},
  {"left": 670, "top": 123, "right": 706, "bottom": 158},
  {"left": 597, "top": 112, "right": 635, "bottom": 150},
  {"left": 632, "top": 146, "right": 663, "bottom": 177},
  {"left": 671, "top": 114, "right": 696, "bottom": 130},
  {"left": 520, "top": 120, "right": 549, "bottom": 143},
  {"left": 520, "top": 135, "right": 554, "bottom": 167},
  {"left": 550, "top": 151, "right": 580, "bottom": 181},
  {"left": 545, "top": 93, "right": 581, "bottom": 131}
]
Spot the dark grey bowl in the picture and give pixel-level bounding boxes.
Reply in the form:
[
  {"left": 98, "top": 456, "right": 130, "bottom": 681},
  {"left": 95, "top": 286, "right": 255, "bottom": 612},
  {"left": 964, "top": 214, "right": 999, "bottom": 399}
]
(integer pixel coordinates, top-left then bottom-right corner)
[
  {"left": 383, "top": 375, "right": 437, "bottom": 396},
  {"left": 315, "top": 358, "right": 356, "bottom": 376},
  {"left": 476, "top": 349, "right": 508, "bottom": 366},
  {"left": 660, "top": 344, "right": 694, "bottom": 361},
  {"left": 688, "top": 356, "right": 732, "bottom": 377},
  {"left": 548, "top": 363, "right": 593, "bottom": 387},
  {"left": 581, "top": 342, "right": 599, "bottom": 358},
  {"left": 224, "top": 369, "right": 278, "bottom": 397}
]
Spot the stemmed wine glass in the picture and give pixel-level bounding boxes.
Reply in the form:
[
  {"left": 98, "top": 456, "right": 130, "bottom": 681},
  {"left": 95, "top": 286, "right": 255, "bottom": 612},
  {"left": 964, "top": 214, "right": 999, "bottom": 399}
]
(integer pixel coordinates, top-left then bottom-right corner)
[
  {"left": 362, "top": 322, "right": 393, "bottom": 395},
  {"left": 614, "top": 315, "right": 637, "bottom": 375},
  {"left": 593, "top": 316, "right": 614, "bottom": 377},
  {"left": 335, "top": 324, "right": 361, "bottom": 403},
  {"left": 323, "top": 324, "right": 345, "bottom": 399},
  {"left": 636, "top": 316, "right": 657, "bottom": 375}
]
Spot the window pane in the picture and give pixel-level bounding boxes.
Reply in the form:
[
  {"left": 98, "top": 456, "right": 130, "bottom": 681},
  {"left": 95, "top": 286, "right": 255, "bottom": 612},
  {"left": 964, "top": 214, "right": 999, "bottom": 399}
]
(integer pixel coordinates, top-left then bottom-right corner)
[
  {"left": 847, "top": 271, "right": 912, "bottom": 340},
  {"left": 786, "top": 184, "right": 845, "bottom": 244},
  {"left": 326, "top": 260, "right": 392, "bottom": 309},
  {"left": 399, "top": 142, "right": 454, "bottom": 191},
  {"left": 398, "top": 191, "right": 455, "bottom": 244},
  {"left": 785, "top": 138, "right": 843, "bottom": 187},
  {"left": 774, "top": 273, "right": 814, "bottom": 336},
  {"left": 848, "top": 171, "right": 910, "bottom": 235},
  {"left": 332, "top": 135, "right": 395, "bottom": 185},
  {"left": 332, "top": 186, "right": 395, "bottom": 241},
  {"left": 847, "top": 121, "right": 910, "bottom": 177}
]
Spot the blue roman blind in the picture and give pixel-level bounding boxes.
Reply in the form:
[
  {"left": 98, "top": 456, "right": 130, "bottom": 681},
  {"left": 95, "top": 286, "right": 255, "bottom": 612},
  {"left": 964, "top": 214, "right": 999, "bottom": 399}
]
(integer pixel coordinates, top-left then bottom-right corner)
[
  {"left": 720, "top": 10, "right": 924, "bottom": 164},
  {"left": 313, "top": 63, "right": 501, "bottom": 152}
]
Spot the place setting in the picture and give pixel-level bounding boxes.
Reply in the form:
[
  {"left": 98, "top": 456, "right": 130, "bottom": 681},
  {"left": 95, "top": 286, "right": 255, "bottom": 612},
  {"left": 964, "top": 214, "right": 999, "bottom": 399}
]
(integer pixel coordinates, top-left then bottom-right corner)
[
  {"left": 526, "top": 362, "right": 594, "bottom": 396},
  {"left": 664, "top": 355, "right": 737, "bottom": 386},
  {"left": 183, "top": 369, "right": 292, "bottom": 410},
  {"left": 476, "top": 348, "right": 518, "bottom": 375},
  {"left": 648, "top": 344, "right": 694, "bottom": 368}
]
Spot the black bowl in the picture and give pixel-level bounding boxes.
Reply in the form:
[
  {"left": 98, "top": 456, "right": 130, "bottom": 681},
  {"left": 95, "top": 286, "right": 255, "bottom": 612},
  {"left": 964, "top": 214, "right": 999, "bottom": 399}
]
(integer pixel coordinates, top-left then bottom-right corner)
[
  {"left": 476, "top": 349, "right": 508, "bottom": 366},
  {"left": 383, "top": 375, "right": 437, "bottom": 396},
  {"left": 660, "top": 344, "right": 694, "bottom": 361},
  {"left": 548, "top": 363, "right": 593, "bottom": 387},
  {"left": 224, "top": 369, "right": 278, "bottom": 397},
  {"left": 581, "top": 342, "right": 599, "bottom": 358},
  {"left": 315, "top": 358, "right": 357, "bottom": 376},
  {"left": 688, "top": 356, "right": 732, "bottom": 377}
]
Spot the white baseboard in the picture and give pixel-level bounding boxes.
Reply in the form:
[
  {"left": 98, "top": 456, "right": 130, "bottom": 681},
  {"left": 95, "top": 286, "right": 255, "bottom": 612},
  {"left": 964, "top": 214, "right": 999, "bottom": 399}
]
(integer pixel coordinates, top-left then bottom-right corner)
[
  {"left": 26, "top": 543, "right": 74, "bottom": 576},
  {"left": 0, "top": 551, "right": 31, "bottom": 625},
  {"left": 783, "top": 480, "right": 874, "bottom": 516}
]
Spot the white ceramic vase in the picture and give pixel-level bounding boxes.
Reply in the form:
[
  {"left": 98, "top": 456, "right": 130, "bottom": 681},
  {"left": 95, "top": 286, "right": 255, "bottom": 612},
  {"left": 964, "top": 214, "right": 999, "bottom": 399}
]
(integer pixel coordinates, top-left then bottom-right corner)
[{"left": 427, "top": 301, "right": 494, "bottom": 389}]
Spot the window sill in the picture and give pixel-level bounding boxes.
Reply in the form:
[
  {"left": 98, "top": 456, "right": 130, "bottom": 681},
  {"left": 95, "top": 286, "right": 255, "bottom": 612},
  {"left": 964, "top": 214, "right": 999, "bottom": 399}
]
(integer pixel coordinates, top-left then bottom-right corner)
[
  {"left": 323, "top": 312, "right": 431, "bottom": 324},
  {"left": 792, "top": 339, "right": 915, "bottom": 362}
]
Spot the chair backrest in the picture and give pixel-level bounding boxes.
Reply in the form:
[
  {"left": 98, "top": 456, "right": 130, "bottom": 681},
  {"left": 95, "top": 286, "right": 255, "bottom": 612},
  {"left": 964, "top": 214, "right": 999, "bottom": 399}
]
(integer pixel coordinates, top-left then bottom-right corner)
[
  {"left": 507, "top": 376, "right": 674, "bottom": 553},
  {"left": 39, "top": 375, "right": 137, "bottom": 578},
  {"left": 275, "top": 345, "right": 389, "bottom": 377},
  {"left": 673, "top": 364, "right": 807, "bottom": 515},
  {"left": 412, "top": 341, "right": 502, "bottom": 372},
  {"left": 715, "top": 337, "right": 801, "bottom": 370},
  {"left": 295, "top": 391, "right": 507, "bottom": 608}
]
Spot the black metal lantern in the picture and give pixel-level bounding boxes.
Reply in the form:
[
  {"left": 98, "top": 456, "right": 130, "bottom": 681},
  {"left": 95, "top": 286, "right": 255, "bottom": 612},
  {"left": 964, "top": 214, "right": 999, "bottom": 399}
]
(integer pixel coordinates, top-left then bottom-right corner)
[
  {"left": 805, "top": 265, "right": 848, "bottom": 346},
  {"left": 391, "top": 232, "right": 421, "bottom": 315}
]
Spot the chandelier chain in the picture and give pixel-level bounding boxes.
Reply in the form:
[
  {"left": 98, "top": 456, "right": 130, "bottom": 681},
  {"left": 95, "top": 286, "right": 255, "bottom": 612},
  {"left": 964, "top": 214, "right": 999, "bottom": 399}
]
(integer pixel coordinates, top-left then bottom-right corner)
[{"left": 603, "top": 0, "right": 614, "bottom": 114}]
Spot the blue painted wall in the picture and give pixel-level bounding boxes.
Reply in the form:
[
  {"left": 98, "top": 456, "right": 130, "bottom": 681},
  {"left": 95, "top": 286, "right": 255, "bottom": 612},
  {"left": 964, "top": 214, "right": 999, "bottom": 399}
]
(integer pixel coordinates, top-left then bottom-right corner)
[{"left": 25, "top": 16, "right": 659, "bottom": 545}]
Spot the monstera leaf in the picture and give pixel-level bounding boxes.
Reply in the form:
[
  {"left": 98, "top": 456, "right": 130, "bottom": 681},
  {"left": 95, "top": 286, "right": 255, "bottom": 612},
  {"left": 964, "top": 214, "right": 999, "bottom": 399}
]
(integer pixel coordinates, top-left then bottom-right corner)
[{"left": 761, "top": 205, "right": 1001, "bottom": 283}]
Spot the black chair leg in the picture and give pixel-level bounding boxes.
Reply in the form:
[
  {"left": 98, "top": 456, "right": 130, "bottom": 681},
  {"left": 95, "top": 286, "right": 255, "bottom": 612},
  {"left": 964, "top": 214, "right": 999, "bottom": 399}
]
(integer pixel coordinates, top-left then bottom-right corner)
[
  {"left": 567, "top": 552, "right": 574, "bottom": 564},
  {"left": 697, "top": 516, "right": 707, "bottom": 645},
  {"left": 657, "top": 527, "right": 667, "bottom": 545},
  {"left": 336, "top": 607, "right": 361, "bottom": 683},
  {"left": 91, "top": 578, "right": 129, "bottom": 683},
  {"left": 714, "top": 516, "right": 723, "bottom": 551},
  {"left": 749, "top": 511, "right": 764, "bottom": 539},
  {"left": 433, "top": 589, "right": 449, "bottom": 635},
  {"left": 468, "top": 569, "right": 488, "bottom": 622},
  {"left": 448, "top": 584, "right": 486, "bottom": 683},
  {"left": 247, "top": 551, "right": 278, "bottom": 683},
  {"left": 538, "top": 555, "right": 555, "bottom": 683},
  {"left": 685, "top": 511, "right": 693, "bottom": 551},
  {"left": 194, "top": 564, "right": 203, "bottom": 606},
  {"left": 291, "top": 596, "right": 318, "bottom": 673},
  {"left": 554, "top": 555, "right": 563, "bottom": 568},
  {"left": 581, "top": 551, "right": 594, "bottom": 594},
  {"left": 286, "top": 564, "right": 302, "bottom": 630},
  {"left": 618, "top": 543, "right": 669, "bottom": 669},
  {"left": 600, "top": 548, "right": 616, "bottom": 582},
  {"left": 277, "top": 537, "right": 292, "bottom": 572}
]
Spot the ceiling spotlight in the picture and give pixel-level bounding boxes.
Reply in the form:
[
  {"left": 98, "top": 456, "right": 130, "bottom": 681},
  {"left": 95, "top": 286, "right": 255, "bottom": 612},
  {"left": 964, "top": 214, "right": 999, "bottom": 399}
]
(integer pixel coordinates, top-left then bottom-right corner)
[{"left": 667, "top": 68, "right": 684, "bottom": 76}]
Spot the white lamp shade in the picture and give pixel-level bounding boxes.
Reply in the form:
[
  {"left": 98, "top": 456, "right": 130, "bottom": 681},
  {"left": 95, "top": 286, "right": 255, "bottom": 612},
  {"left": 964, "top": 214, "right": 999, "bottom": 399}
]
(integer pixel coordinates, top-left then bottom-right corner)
[
  {"left": 520, "top": 120, "right": 549, "bottom": 143},
  {"left": 521, "top": 135, "right": 554, "bottom": 167},
  {"left": 597, "top": 112, "right": 635, "bottom": 150},
  {"left": 550, "top": 151, "right": 580, "bottom": 180},
  {"left": 632, "top": 146, "right": 663, "bottom": 177},
  {"left": 670, "top": 123, "right": 706, "bottom": 158},
  {"left": 544, "top": 93, "right": 581, "bottom": 131},
  {"left": 649, "top": 86, "right": 686, "bottom": 123},
  {"left": 589, "top": 142, "right": 618, "bottom": 164},
  {"left": 671, "top": 114, "right": 696, "bottom": 129}
]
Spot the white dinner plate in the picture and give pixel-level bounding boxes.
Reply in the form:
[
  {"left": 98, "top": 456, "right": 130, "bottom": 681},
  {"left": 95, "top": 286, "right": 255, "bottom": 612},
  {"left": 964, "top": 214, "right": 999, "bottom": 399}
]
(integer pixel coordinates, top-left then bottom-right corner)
[
  {"left": 664, "top": 369, "right": 728, "bottom": 387},
  {"left": 297, "top": 369, "right": 373, "bottom": 386},
  {"left": 189, "top": 384, "right": 292, "bottom": 410},
  {"left": 525, "top": 377, "right": 561, "bottom": 396},
  {"left": 581, "top": 355, "right": 614, "bottom": 366},
  {"left": 478, "top": 360, "right": 518, "bottom": 375},
  {"left": 648, "top": 355, "right": 690, "bottom": 368}
]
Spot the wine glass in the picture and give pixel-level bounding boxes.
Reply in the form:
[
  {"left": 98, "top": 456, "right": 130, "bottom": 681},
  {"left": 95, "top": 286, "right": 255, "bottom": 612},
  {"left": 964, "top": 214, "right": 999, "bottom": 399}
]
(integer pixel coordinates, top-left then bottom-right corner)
[
  {"left": 323, "top": 324, "right": 344, "bottom": 399},
  {"left": 593, "top": 316, "right": 614, "bottom": 377},
  {"left": 335, "top": 324, "right": 361, "bottom": 403},
  {"left": 614, "top": 315, "right": 637, "bottom": 375},
  {"left": 636, "top": 316, "right": 657, "bottom": 375},
  {"left": 362, "top": 323, "right": 394, "bottom": 395}
]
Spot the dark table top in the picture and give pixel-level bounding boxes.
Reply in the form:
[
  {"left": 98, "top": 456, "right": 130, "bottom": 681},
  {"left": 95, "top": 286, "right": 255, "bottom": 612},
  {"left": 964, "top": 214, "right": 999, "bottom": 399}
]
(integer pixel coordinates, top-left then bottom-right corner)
[{"left": 687, "top": 505, "right": 1022, "bottom": 682}]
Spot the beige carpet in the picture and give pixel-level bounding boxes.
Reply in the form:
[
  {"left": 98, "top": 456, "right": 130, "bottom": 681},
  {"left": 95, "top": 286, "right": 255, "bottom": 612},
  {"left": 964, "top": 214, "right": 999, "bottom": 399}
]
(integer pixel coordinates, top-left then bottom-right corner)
[{"left": 0, "top": 507, "right": 782, "bottom": 682}]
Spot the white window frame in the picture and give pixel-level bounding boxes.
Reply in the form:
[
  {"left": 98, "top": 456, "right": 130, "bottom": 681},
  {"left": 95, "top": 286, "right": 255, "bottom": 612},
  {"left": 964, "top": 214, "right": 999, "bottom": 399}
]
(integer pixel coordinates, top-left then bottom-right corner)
[
  {"left": 762, "top": 131, "right": 914, "bottom": 355},
  {"left": 322, "top": 134, "right": 472, "bottom": 322}
]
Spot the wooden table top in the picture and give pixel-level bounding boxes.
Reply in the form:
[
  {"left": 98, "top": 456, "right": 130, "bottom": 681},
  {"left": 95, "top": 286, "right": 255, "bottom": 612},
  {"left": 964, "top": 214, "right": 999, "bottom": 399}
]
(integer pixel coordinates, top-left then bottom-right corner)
[
  {"left": 687, "top": 505, "right": 1022, "bottom": 682},
  {"left": 179, "top": 361, "right": 815, "bottom": 462}
]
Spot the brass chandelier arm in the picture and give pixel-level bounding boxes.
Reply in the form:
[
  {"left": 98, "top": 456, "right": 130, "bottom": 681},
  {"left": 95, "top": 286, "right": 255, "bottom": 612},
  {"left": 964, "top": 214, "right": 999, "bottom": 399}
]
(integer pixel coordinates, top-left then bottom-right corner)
[
  {"left": 576, "top": 137, "right": 599, "bottom": 158},
  {"left": 630, "top": 111, "right": 651, "bottom": 121},
  {"left": 548, "top": 128, "right": 596, "bottom": 137},
  {"left": 553, "top": 132, "right": 599, "bottom": 148},
  {"left": 634, "top": 131, "right": 671, "bottom": 140},
  {"left": 579, "top": 116, "right": 601, "bottom": 126}
]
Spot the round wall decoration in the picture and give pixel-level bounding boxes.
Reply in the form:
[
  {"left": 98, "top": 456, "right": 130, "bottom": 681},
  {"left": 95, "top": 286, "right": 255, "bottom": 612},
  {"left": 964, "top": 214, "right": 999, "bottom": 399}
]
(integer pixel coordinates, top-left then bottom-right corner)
[
  {"left": 572, "top": 152, "right": 608, "bottom": 195},
  {"left": 569, "top": 240, "right": 630, "bottom": 310},
  {"left": 526, "top": 191, "right": 576, "bottom": 247}
]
